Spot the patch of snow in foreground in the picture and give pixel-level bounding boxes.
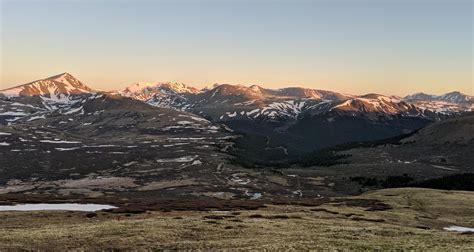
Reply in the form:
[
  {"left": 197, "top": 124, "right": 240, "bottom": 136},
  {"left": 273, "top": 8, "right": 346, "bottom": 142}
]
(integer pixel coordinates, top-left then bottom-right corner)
[
  {"left": 293, "top": 189, "right": 303, "bottom": 197},
  {"left": 191, "top": 160, "right": 202, "bottom": 165},
  {"left": 243, "top": 189, "right": 262, "bottom": 200},
  {"left": 0, "top": 111, "right": 27, "bottom": 116},
  {"left": 226, "top": 111, "right": 237, "bottom": 117},
  {"left": 156, "top": 155, "right": 197, "bottom": 162},
  {"left": 123, "top": 161, "right": 137, "bottom": 167},
  {"left": 0, "top": 132, "right": 12, "bottom": 135},
  {"left": 177, "top": 121, "right": 193, "bottom": 125},
  {"left": 83, "top": 145, "right": 117, "bottom": 148},
  {"left": 55, "top": 147, "right": 80, "bottom": 151},
  {"left": 0, "top": 203, "right": 117, "bottom": 212},
  {"left": 0, "top": 142, "right": 10, "bottom": 146},
  {"left": 27, "top": 115, "right": 46, "bottom": 121},
  {"left": 443, "top": 226, "right": 474, "bottom": 233},
  {"left": 249, "top": 193, "right": 262, "bottom": 200},
  {"left": 40, "top": 140, "right": 81, "bottom": 144}
]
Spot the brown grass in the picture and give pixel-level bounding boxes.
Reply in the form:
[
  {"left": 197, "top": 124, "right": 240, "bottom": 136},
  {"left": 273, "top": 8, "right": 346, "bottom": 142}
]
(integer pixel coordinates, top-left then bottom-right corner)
[{"left": 0, "top": 188, "right": 473, "bottom": 250}]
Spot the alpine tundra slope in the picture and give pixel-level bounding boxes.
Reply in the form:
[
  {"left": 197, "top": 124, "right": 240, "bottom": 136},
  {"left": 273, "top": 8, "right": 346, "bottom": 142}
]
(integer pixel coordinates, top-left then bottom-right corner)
[{"left": 0, "top": 73, "right": 472, "bottom": 205}]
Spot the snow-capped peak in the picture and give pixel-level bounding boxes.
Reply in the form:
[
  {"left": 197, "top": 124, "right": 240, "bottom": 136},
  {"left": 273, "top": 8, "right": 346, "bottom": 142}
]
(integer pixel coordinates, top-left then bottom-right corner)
[
  {"left": 46, "top": 72, "right": 74, "bottom": 81},
  {"left": 438, "top": 91, "right": 472, "bottom": 103},
  {"left": 0, "top": 72, "right": 93, "bottom": 98},
  {"left": 161, "top": 82, "right": 199, "bottom": 94},
  {"left": 118, "top": 81, "right": 199, "bottom": 101}
]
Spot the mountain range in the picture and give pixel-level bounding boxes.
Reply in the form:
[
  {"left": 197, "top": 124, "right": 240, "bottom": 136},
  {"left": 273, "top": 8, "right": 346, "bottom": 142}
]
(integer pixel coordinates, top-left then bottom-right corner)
[
  {"left": 0, "top": 73, "right": 472, "bottom": 157},
  {"left": 0, "top": 72, "right": 473, "bottom": 203},
  {"left": 113, "top": 81, "right": 472, "bottom": 120}
]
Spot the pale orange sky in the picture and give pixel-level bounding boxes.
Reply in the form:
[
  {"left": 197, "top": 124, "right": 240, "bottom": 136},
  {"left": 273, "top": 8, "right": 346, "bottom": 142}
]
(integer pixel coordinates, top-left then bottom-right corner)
[
  {"left": 1, "top": 67, "right": 472, "bottom": 97},
  {"left": 1, "top": 0, "right": 472, "bottom": 96}
]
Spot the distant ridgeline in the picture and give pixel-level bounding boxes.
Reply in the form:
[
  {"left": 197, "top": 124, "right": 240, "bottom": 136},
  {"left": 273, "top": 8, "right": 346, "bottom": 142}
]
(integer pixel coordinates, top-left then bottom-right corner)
[{"left": 1, "top": 73, "right": 472, "bottom": 160}]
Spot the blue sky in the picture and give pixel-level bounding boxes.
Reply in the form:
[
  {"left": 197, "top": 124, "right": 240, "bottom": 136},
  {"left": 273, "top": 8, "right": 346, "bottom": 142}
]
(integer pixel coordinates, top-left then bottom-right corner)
[{"left": 1, "top": 0, "right": 472, "bottom": 95}]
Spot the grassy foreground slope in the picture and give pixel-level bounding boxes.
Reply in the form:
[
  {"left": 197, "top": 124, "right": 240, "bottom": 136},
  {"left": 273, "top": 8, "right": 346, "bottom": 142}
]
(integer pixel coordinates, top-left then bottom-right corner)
[{"left": 0, "top": 188, "right": 473, "bottom": 250}]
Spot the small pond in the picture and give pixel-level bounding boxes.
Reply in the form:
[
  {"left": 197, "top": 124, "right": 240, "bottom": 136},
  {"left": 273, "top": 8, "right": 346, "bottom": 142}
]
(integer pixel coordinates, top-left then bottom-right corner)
[
  {"left": 443, "top": 226, "right": 474, "bottom": 233},
  {"left": 0, "top": 203, "right": 117, "bottom": 212}
]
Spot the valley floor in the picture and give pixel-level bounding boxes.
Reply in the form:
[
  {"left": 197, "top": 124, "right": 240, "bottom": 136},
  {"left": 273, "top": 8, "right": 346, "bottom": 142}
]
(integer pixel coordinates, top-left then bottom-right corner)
[{"left": 0, "top": 188, "right": 473, "bottom": 250}]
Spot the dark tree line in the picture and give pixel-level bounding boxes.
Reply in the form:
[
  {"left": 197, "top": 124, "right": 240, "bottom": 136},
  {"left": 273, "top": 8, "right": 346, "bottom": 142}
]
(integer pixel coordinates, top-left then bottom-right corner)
[{"left": 351, "top": 173, "right": 474, "bottom": 191}]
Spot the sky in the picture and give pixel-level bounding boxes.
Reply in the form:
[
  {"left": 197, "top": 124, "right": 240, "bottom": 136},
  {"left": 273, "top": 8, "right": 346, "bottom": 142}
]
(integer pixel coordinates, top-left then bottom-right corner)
[{"left": 0, "top": 0, "right": 472, "bottom": 96}]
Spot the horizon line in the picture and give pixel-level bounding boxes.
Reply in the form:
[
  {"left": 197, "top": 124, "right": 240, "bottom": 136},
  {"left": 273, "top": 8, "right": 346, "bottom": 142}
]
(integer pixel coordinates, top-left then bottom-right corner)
[{"left": 0, "top": 72, "right": 472, "bottom": 97}]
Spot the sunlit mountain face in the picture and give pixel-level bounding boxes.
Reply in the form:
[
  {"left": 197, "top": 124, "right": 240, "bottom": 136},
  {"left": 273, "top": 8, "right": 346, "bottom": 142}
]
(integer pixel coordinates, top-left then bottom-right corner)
[{"left": 1, "top": 73, "right": 471, "bottom": 159}]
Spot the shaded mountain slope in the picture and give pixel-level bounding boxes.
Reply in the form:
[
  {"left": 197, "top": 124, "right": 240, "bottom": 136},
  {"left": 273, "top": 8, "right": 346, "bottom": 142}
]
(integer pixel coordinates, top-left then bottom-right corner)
[{"left": 401, "top": 114, "right": 474, "bottom": 145}]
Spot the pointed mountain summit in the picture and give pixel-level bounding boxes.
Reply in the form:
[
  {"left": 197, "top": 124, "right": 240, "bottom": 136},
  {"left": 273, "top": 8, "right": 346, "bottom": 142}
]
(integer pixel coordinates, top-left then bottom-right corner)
[
  {"left": 0, "top": 72, "right": 94, "bottom": 98},
  {"left": 438, "top": 91, "right": 473, "bottom": 104},
  {"left": 0, "top": 73, "right": 95, "bottom": 123}
]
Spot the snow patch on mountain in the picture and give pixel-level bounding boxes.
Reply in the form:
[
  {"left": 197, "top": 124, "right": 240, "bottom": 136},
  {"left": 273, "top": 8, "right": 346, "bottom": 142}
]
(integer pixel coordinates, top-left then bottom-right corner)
[
  {"left": 0, "top": 73, "right": 93, "bottom": 100},
  {"left": 405, "top": 91, "right": 473, "bottom": 104},
  {"left": 118, "top": 82, "right": 198, "bottom": 100},
  {"left": 404, "top": 91, "right": 473, "bottom": 113},
  {"left": 329, "top": 94, "right": 423, "bottom": 117}
]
